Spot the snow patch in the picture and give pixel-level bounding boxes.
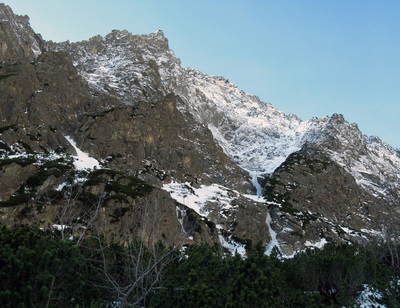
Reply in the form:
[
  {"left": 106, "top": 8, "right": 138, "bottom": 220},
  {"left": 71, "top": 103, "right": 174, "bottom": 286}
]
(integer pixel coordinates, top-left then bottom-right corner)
[
  {"left": 51, "top": 224, "right": 69, "bottom": 231},
  {"left": 361, "top": 228, "right": 385, "bottom": 239},
  {"left": 162, "top": 181, "right": 237, "bottom": 215},
  {"left": 55, "top": 181, "right": 68, "bottom": 192},
  {"left": 65, "top": 136, "right": 100, "bottom": 171},
  {"left": 304, "top": 238, "right": 328, "bottom": 249},
  {"left": 163, "top": 181, "right": 266, "bottom": 216},
  {"left": 218, "top": 234, "right": 246, "bottom": 257},
  {"left": 357, "top": 285, "right": 385, "bottom": 308}
]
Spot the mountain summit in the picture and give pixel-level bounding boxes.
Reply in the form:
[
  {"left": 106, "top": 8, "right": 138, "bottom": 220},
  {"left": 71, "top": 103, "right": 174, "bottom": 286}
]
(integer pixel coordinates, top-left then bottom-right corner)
[{"left": 1, "top": 4, "right": 399, "bottom": 256}]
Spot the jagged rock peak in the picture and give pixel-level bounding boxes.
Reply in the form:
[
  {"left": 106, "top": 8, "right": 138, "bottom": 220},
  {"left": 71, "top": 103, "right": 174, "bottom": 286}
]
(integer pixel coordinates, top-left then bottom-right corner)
[
  {"left": 149, "top": 29, "right": 167, "bottom": 41},
  {"left": 46, "top": 27, "right": 180, "bottom": 104},
  {"left": 52, "top": 28, "right": 170, "bottom": 54},
  {"left": 85, "top": 28, "right": 167, "bottom": 44},
  {"left": 0, "top": 3, "right": 43, "bottom": 61}
]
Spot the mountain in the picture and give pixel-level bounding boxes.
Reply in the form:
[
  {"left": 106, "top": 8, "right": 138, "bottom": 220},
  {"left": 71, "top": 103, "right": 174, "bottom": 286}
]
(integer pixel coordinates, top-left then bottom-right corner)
[{"left": 1, "top": 3, "right": 399, "bottom": 256}]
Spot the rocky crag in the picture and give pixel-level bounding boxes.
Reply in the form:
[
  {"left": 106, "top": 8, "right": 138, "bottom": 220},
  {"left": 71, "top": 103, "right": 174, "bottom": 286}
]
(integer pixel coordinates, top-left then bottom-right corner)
[{"left": 1, "top": 4, "right": 399, "bottom": 255}]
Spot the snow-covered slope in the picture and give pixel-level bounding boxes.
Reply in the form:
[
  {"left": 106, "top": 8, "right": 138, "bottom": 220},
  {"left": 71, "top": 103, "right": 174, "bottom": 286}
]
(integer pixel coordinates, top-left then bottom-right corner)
[{"left": 172, "top": 67, "right": 328, "bottom": 175}]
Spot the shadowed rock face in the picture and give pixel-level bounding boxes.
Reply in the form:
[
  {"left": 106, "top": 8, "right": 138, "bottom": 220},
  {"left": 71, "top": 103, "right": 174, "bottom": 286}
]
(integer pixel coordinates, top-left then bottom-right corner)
[
  {"left": 74, "top": 93, "right": 253, "bottom": 191},
  {"left": 0, "top": 49, "right": 118, "bottom": 153}
]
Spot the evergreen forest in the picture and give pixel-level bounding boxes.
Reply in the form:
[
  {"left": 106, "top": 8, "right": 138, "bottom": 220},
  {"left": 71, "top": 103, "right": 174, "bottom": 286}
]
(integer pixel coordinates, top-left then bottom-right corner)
[{"left": 0, "top": 226, "right": 399, "bottom": 307}]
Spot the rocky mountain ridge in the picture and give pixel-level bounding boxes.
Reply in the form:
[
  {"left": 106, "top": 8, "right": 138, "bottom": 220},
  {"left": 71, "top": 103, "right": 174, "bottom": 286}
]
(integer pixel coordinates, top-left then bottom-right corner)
[
  {"left": 1, "top": 3, "right": 399, "bottom": 255},
  {"left": 46, "top": 26, "right": 400, "bottom": 205}
]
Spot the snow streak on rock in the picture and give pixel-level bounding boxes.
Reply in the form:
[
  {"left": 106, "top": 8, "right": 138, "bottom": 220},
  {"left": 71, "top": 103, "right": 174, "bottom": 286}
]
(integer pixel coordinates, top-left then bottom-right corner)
[{"left": 218, "top": 234, "right": 247, "bottom": 257}]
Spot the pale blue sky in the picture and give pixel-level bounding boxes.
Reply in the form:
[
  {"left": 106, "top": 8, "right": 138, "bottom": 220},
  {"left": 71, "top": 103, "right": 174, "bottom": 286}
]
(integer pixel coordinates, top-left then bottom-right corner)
[{"left": 5, "top": 0, "right": 400, "bottom": 148}]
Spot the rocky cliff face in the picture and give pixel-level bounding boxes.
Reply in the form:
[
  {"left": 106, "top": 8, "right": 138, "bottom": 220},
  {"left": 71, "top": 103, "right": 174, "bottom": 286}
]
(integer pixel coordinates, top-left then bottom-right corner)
[
  {"left": 1, "top": 4, "right": 400, "bottom": 255},
  {"left": 0, "top": 4, "right": 43, "bottom": 62}
]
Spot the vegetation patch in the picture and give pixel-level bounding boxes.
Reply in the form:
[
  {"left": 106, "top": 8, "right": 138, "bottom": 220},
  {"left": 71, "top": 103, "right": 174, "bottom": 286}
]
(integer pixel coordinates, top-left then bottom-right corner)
[
  {"left": 101, "top": 153, "right": 123, "bottom": 166},
  {"left": 0, "top": 193, "right": 34, "bottom": 207},
  {"left": 0, "top": 73, "right": 17, "bottom": 80},
  {"left": 140, "top": 162, "right": 168, "bottom": 181},
  {"left": 0, "top": 141, "right": 11, "bottom": 151},
  {"left": 276, "top": 151, "right": 331, "bottom": 175},
  {"left": 0, "top": 156, "right": 36, "bottom": 167},
  {"left": 82, "top": 168, "right": 153, "bottom": 202},
  {"left": 279, "top": 201, "right": 300, "bottom": 216},
  {"left": 0, "top": 155, "right": 75, "bottom": 206},
  {"left": 106, "top": 180, "right": 151, "bottom": 198},
  {"left": 110, "top": 206, "right": 130, "bottom": 223},
  {"left": 55, "top": 146, "right": 68, "bottom": 154},
  {"left": 0, "top": 124, "right": 17, "bottom": 134},
  {"left": 83, "top": 107, "right": 116, "bottom": 119},
  {"left": 1, "top": 223, "right": 400, "bottom": 307},
  {"left": 18, "top": 140, "right": 35, "bottom": 154},
  {"left": 262, "top": 178, "right": 284, "bottom": 201},
  {"left": 295, "top": 211, "right": 318, "bottom": 228},
  {"left": 23, "top": 158, "right": 74, "bottom": 192}
]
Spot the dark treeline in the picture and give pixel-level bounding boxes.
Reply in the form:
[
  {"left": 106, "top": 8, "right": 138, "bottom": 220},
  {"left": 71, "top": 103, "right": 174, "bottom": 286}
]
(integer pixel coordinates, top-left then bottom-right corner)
[{"left": 0, "top": 226, "right": 399, "bottom": 307}]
